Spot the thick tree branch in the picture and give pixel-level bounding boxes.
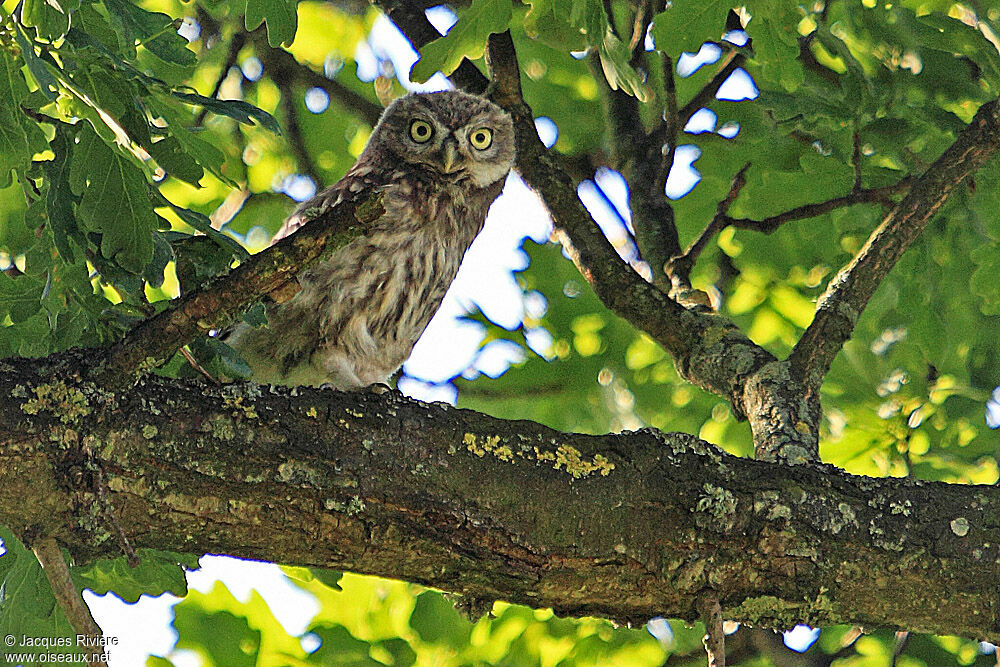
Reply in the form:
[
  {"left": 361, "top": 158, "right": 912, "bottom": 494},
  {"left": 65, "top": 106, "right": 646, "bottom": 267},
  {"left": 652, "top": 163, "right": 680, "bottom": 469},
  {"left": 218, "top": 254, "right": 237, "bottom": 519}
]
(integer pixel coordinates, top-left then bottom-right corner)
[
  {"left": 789, "top": 97, "right": 1000, "bottom": 389},
  {"left": 93, "top": 194, "right": 385, "bottom": 388},
  {"left": 2, "top": 359, "right": 999, "bottom": 640}
]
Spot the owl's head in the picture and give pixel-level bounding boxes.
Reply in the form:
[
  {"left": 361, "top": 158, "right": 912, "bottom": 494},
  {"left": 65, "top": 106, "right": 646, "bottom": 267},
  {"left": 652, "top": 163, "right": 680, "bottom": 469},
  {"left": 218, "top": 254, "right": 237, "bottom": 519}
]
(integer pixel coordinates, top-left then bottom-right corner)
[{"left": 369, "top": 91, "right": 515, "bottom": 188}]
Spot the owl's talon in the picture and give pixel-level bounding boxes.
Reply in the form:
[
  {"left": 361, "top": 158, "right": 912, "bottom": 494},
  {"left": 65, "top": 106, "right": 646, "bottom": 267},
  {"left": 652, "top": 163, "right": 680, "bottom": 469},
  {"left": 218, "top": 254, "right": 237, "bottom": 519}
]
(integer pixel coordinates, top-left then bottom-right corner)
[{"left": 366, "top": 383, "right": 392, "bottom": 395}]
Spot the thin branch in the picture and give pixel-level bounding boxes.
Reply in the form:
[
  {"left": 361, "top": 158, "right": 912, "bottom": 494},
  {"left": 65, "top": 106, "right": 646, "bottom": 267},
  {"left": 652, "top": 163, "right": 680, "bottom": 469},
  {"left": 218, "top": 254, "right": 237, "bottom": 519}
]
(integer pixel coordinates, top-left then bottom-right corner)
[
  {"left": 256, "top": 44, "right": 383, "bottom": 127},
  {"left": 726, "top": 179, "right": 912, "bottom": 234},
  {"left": 32, "top": 537, "right": 107, "bottom": 667},
  {"left": 789, "top": 97, "right": 1000, "bottom": 389},
  {"left": 852, "top": 128, "right": 863, "bottom": 192},
  {"left": 668, "top": 162, "right": 750, "bottom": 283},
  {"left": 93, "top": 193, "right": 385, "bottom": 388},
  {"left": 194, "top": 31, "right": 247, "bottom": 128},
  {"left": 273, "top": 69, "right": 324, "bottom": 184},
  {"left": 697, "top": 595, "right": 726, "bottom": 667},
  {"left": 678, "top": 50, "right": 746, "bottom": 128}
]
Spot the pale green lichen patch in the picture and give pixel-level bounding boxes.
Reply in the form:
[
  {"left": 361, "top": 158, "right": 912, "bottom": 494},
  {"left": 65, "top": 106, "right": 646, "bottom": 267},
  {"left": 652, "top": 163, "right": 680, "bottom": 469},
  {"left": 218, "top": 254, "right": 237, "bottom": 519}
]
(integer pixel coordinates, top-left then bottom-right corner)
[
  {"left": 222, "top": 395, "right": 258, "bottom": 419},
  {"left": 951, "top": 517, "right": 970, "bottom": 537},
  {"left": 211, "top": 415, "right": 236, "bottom": 441},
  {"left": 142, "top": 424, "right": 158, "bottom": 440},
  {"left": 20, "top": 381, "right": 91, "bottom": 423},
  {"left": 324, "top": 496, "right": 366, "bottom": 516},
  {"left": 695, "top": 483, "right": 738, "bottom": 531},
  {"left": 306, "top": 406, "right": 319, "bottom": 418},
  {"left": 459, "top": 433, "right": 614, "bottom": 478}
]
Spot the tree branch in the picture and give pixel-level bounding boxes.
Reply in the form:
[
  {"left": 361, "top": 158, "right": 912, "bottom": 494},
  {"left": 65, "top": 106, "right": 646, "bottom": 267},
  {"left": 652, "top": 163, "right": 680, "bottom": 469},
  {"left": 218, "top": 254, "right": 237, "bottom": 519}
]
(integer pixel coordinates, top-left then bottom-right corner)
[
  {"left": 3, "top": 358, "right": 999, "bottom": 640},
  {"left": 31, "top": 537, "right": 106, "bottom": 667},
  {"left": 789, "top": 97, "right": 1000, "bottom": 389},
  {"left": 668, "top": 162, "right": 750, "bottom": 283},
  {"left": 93, "top": 194, "right": 385, "bottom": 388},
  {"left": 481, "top": 32, "right": 818, "bottom": 462},
  {"left": 726, "top": 180, "right": 912, "bottom": 234},
  {"left": 255, "top": 44, "right": 384, "bottom": 127},
  {"left": 678, "top": 50, "right": 746, "bottom": 129},
  {"left": 698, "top": 595, "right": 726, "bottom": 667}
]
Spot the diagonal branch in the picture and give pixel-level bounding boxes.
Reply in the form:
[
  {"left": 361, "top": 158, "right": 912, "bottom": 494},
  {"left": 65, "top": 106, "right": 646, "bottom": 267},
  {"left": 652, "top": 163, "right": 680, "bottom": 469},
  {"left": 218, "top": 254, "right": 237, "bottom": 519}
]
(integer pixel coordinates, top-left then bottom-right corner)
[
  {"left": 678, "top": 49, "right": 747, "bottom": 129},
  {"left": 93, "top": 194, "right": 385, "bottom": 388},
  {"left": 789, "top": 97, "right": 1000, "bottom": 388},
  {"left": 668, "top": 162, "right": 750, "bottom": 283},
  {"left": 255, "top": 44, "right": 384, "bottom": 127},
  {"left": 726, "top": 179, "right": 912, "bottom": 234}
]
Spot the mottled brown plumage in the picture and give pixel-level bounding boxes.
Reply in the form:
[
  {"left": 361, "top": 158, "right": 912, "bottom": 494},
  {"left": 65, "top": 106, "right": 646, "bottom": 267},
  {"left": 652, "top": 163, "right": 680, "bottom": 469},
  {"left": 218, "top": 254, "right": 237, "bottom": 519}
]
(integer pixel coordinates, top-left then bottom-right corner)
[{"left": 226, "top": 91, "right": 515, "bottom": 388}]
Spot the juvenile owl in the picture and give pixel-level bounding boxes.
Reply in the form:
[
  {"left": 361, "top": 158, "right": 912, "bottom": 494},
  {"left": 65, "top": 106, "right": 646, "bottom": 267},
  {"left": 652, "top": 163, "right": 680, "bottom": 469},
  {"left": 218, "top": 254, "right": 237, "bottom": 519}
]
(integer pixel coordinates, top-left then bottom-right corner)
[{"left": 225, "top": 91, "right": 515, "bottom": 389}]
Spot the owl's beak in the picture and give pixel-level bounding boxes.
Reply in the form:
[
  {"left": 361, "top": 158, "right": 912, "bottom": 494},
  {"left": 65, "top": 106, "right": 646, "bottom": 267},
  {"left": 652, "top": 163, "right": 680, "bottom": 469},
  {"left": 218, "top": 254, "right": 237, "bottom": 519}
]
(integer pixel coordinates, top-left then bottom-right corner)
[{"left": 441, "top": 139, "right": 460, "bottom": 173}]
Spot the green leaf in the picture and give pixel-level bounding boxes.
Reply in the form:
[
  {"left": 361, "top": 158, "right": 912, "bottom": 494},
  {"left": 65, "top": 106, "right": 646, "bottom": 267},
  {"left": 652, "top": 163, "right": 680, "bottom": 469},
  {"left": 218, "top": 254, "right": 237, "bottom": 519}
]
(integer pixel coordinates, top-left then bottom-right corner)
[
  {"left": 410, "top": 0, "right": 512, "bottom": 82},
  {"left": 153, "top": 190, "right": 250, "bottom": 261},
  {"left": 747, "top": 10, "right": 804, "bottom": 92},
  {"left": 43, "top": 126, "right": 85, "bottom": 263},
  {"left": 242, "top": 302, "right": 268, "bottom": 327},
  {"left": 597, "top": 27, "right": 651, "bottom": 101},
  {"left": 0, "top": 527, "right": 78, "bottom": 650},
  {"left": 70, "top": 549, "right": 198, "bottom": 603},
  {"left": 970, "top": 243, "right": 1000, "bottom": 315},
  {"left": 188, "top": 337, "right": 253, "bottom": 380},
  {"left": 102, "top": 0, "right": 196, "bottom": 65},
  {"left": 0, "top": 51, "right": 31, "bottom": 188},
  {"left": 409, "top": 591, "right": 472, "bottom": 648},
  {"left": 13, "top": 26, "right": 60, "bottom": 100},
  {"left": 305, "top": 624, "right": 380, "bottom": 665},
  {"left": 147, "top": 136, "right": 205, "bottom": 186},
  {"left": 245, "top": 0, "right": 299, "bottom": 47},
  {"left": 174, "top": 604, "right": 260, "bottom": 667},
  {"left": 171, "top": 91, "right": 282, "bottom": 135},
  {"left": 0, "top": 273, "right": 45, "bottom": 323},
  {"left": 70, "top": 127, "right": 158, "bottom": 273},
  {"left": 650, "top": 0, "right": 731, "bottom": 56},
  {"left": 21, "top": 0, "right": 81, "bottom": 41}
]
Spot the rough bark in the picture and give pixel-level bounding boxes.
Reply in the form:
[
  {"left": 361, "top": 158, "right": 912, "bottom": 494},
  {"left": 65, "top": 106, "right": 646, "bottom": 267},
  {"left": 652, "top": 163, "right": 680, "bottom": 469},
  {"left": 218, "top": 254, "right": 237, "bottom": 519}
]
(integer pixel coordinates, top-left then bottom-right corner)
[{"left": 2, "top": 357, "right": 998, "bottom": 641}]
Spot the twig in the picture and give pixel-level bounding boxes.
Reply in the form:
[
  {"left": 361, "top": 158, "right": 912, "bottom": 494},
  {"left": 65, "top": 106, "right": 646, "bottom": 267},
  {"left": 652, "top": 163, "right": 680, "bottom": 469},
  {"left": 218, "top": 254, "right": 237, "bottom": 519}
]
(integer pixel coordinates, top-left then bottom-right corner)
[
  {"left": 255, "top": 44, "right": 383, "bottom": 127},
  {"left": 32, "top": 537, "right": 107, "bottom": 667},
  {"left": 180, "top": 346, "right": 220, "bottom": 384},
  {"left": 727, "top": 179, "right": 912, "bottom": 234},
  {"left": 852, "top": 128, "right": 863, "bottom": 192},
  {"left": 678, "top": 50, "right": 746, "bottom": 128},
  {"left": 789, "top": 97, "right": 1000, "bottom": 389},
  {"left": 668, "top": 162, "right": 750, "bottom": 284},
  {"left": 697, "top": 594, "right": 726, "bottom": 667},
  {"left": 93, "top": 193, "right": 385, "bottom": 388},
  {"left": 274, "top": 69, "right": 323, "bottom": 184},
  {"left": 194, "top": 31, "right": 247, "bottom": 127}
]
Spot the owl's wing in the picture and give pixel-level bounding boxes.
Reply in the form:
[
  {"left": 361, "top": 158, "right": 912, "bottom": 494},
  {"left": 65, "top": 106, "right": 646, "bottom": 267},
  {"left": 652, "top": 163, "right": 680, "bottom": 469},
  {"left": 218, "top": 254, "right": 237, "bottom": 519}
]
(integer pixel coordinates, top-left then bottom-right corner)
[{"left": 270, "top": 163, "right": 383, "bottom": 244}]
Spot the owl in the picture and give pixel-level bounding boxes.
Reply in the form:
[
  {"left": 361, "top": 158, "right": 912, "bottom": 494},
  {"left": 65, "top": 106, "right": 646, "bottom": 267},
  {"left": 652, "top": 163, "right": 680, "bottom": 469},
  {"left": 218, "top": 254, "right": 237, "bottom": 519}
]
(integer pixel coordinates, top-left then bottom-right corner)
[{"left": 225, "top": 91, "right": 516, "bottom": 389}]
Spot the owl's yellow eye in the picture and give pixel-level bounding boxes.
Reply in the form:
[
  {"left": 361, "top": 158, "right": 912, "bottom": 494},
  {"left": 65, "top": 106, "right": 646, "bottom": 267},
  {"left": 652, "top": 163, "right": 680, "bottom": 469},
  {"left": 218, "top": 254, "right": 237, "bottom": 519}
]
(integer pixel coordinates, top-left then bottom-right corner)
[
  {"left": 409, "top": 119, "right": 434, "bottom": 143},
  {"left": 469, "top": 128, "right": 493, "bottom": 150}
]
